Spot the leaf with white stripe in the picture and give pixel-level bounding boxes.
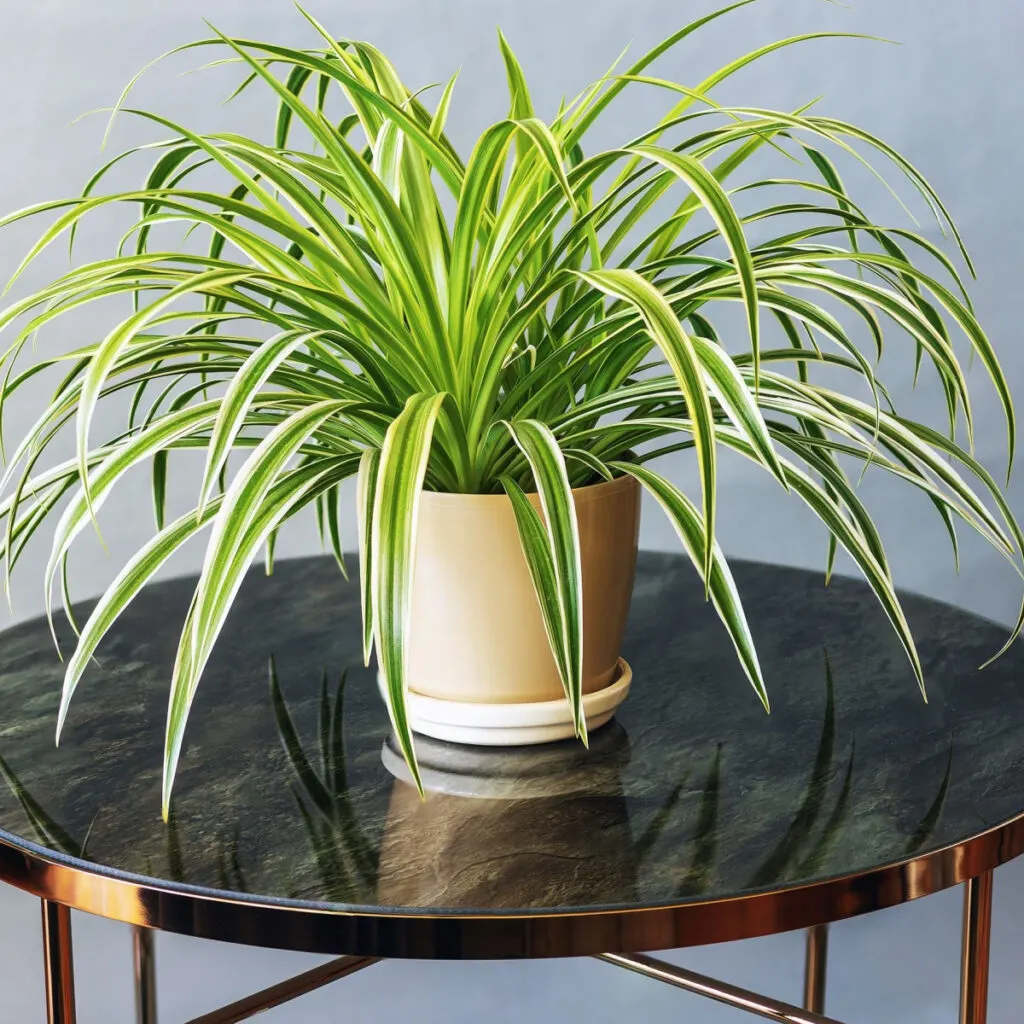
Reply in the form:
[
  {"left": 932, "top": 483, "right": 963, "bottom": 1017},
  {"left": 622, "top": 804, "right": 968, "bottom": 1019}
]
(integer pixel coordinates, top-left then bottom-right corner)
[
  {"left": 503, "top": 419, "right": 585, "bottom": 740},
  {"left": 575, "top": 267, "right": 717, "bottom": 585},
  {"left": 372, "top": 394, "right": 447, "bottom": 793},
  {"left": 612, "top": 461, "right": 768, "bottom": 710}
]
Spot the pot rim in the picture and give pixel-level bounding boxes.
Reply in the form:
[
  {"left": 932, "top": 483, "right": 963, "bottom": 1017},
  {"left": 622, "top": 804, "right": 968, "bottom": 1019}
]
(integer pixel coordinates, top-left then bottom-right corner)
[{"left": 418, "top": 467, "right": 639, "bottom": 507}]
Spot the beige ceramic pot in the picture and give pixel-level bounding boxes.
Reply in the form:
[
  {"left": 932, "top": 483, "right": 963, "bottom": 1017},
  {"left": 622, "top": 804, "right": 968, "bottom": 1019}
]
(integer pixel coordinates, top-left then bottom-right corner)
[{"left": 404, "top": 472, "right": 641, "bottom": 708}]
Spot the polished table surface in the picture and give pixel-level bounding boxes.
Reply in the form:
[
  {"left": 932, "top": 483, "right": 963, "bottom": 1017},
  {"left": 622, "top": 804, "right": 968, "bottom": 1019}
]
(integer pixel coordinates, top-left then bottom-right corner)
[{"left": 0, "top": 552, "right": 1022, "bottom": 959}]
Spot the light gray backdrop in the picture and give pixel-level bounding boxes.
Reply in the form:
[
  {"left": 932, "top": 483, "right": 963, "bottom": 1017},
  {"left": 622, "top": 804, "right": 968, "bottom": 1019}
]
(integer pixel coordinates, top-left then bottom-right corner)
[{"left": 1, "top": 1, "right": 1022, "bottom": 1020}]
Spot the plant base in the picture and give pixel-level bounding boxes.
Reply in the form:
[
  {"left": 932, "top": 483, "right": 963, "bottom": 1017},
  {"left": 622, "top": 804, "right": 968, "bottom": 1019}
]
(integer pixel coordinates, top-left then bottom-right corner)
[{"left": 376, "top": 658, "right": 632, "bottom": 747}]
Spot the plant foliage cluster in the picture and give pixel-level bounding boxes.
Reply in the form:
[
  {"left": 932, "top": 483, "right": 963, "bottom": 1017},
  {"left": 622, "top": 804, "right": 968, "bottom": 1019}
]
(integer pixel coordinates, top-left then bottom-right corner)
[{"left": 0, "top": 4, "right": 1018, "bottom": 813}]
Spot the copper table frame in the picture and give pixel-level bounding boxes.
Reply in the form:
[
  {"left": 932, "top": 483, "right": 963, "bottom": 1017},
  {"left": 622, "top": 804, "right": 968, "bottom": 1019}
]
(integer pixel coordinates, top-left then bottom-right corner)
[{"left": 5, "top": 799, "right": 1016, "bottom": 1024}]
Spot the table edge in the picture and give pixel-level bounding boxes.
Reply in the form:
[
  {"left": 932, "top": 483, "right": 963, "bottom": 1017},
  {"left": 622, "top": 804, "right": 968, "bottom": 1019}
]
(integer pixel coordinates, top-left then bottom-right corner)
[{"left": 1, "top": 804, "right": 1021, "bottom": 959}]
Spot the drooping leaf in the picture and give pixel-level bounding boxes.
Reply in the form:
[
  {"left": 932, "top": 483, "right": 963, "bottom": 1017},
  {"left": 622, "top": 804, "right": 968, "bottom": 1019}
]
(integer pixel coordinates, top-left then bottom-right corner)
[
  {"left": 575, "top": 268, "right": 717, "bottom": 586},
  {"left": 503, "top": 419, "right": 585, "bottom": 739},
  {"left": 371, "top": 393, "right": 446, "bottom": 792},
  {"left": 612, "top": 461, "right": 768, "bottom": 709},
  {"left": 357, "top": 447, "right": 380, "bottom": 667}
]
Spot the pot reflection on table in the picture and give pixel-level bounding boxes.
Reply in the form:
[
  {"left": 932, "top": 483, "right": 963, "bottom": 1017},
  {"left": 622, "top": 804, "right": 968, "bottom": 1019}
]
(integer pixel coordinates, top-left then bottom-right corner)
[
  {"left": 262, "top": 649, "right": 960, "bottom": 906},
  {"left": 377, "top": 723, "right": 636, "bottom": 909},
  {"left": 0, "top": 650, "right": 958, "bottom": 908}
]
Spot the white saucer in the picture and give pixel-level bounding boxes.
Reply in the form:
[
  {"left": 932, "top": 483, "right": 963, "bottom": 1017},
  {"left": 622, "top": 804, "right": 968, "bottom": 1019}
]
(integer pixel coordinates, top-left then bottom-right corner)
[{"left": 376, "top": 658, "right": 632, "bottom": 746}]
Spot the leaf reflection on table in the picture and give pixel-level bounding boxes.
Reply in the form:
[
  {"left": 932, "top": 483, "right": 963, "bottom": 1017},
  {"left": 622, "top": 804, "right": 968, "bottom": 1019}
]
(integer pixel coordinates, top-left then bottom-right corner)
[
  {"left": 0, "top": 752, "right": 254, "bottom": 892},
  {"left": 744, "top": 653, "right": 851, "bottom": 890},
  {"left": 627, "top": 651, "right": 955, "bottom": 899},
  {"left": 0, "top": 648, "right": 956, "bottom": 908},
  {"left": 270, "top": 656, "right": 379, "bottom": 901},
  {"left": 0, "top": 753, "right": 90, "bottom": 859},
  {"left": 247, "top": 649, "right": 960, "bottom": 907}
]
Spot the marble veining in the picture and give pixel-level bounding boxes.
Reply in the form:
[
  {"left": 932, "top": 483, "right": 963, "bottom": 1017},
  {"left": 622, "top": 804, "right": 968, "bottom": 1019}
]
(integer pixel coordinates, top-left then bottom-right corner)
[{"left": 0, "top": 552, "right": 1021, "bottom": 916}]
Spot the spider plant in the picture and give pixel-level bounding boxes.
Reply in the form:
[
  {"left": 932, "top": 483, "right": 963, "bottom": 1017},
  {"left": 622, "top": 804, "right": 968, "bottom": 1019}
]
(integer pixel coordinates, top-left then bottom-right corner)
[{"left": 0, "top": 4, "right": 1020, "bottom": 817}]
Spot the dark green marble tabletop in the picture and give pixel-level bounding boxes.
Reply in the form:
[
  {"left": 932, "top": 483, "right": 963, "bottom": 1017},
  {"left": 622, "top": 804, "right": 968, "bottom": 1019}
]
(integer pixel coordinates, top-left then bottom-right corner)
[{"left": 0, "top": 552, "right": 1022, "bottom": 958}]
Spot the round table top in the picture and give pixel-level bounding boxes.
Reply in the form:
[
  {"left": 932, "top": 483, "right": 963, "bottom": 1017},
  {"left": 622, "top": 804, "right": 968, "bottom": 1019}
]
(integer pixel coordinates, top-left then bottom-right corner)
[{"left": 0, "top": 552, "right": 1022, "bottom": 959}]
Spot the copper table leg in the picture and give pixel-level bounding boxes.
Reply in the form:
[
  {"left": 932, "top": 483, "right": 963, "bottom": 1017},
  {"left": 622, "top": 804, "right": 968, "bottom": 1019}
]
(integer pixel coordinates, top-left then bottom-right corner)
[
  {"left": 803, "top": 923, "right": 829, "bottom": 1014},
  {"left": 185, "top": 954, "right": 379, "bottom": 1024},
  {"left": 960, "top": 870, "right": 994, "bottom": 1024},
  {"left": 132, "top": 925, "right": 158, "bottom": 1024},
  {"left": 597, "top": 952, "right": 846, "bottom": 1023},
  {"left": 41, "top": 899, "right": 76, "bottom": 1024}
]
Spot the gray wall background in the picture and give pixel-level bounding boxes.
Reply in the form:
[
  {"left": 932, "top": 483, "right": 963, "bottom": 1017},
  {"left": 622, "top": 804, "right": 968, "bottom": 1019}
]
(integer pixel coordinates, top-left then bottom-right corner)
[{"left": 1, "top": 1, "right": 1023, "bottom": 1020}]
